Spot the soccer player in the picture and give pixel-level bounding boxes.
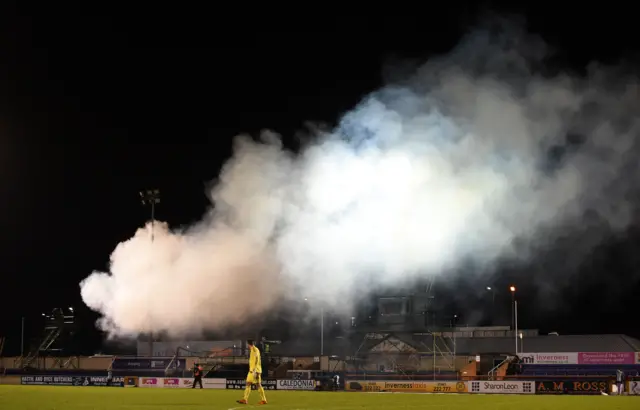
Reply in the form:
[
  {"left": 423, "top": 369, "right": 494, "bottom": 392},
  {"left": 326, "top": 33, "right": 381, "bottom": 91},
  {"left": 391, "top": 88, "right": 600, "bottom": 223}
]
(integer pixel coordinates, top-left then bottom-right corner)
[{"left": 236, "top": 339, "right": 267, "bottom": 405}]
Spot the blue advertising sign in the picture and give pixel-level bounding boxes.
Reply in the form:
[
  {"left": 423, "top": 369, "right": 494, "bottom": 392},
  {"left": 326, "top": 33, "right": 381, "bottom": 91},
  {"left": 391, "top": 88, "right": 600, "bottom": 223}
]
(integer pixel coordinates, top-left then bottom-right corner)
[{"left": 111, "top": 358, "right": 186, "bottom": 370}]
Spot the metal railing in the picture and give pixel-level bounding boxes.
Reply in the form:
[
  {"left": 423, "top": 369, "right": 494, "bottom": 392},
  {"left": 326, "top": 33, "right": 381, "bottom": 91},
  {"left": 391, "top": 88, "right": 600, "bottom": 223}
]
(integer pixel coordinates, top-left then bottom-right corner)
[
  {"left": 108, "top": 356, "right": 116, "bottom": 371},
  {"left": 488, "top": 357, "right": 511, "bottom": 380}
]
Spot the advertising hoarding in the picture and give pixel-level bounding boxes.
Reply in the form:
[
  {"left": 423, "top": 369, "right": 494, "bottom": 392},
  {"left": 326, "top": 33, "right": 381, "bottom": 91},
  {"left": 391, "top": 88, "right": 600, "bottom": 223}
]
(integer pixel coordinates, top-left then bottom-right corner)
[
  {"left": 345, "top": 380, "right": 467, "bottom": 393},
  {"left": 276, "top": 379, "right": 316, "bottom": 390},
  {"left": 137, "top": 377, "right": 225, "bottom": 389},
  {"left": 226, "top": 378, "right": 277, "bottom": 390},
  {"left": 535, "top": 379, "right": 610, "bottom": 395},
  {"left": 519, "top": 352, "right": 635, "bottom": 365},
  {"left": 469, "top": 381, "right": 534, "bottom": 394},
  {"left": 21, "top": 375, "right": 123, "bottom": 387}
]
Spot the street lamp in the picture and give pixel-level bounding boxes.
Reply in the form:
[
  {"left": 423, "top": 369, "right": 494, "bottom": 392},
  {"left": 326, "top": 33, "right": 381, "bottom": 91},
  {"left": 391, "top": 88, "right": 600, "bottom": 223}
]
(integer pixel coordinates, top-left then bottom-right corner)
[{"left": 140, "top": 189, "right": 160, "bottom": 357}]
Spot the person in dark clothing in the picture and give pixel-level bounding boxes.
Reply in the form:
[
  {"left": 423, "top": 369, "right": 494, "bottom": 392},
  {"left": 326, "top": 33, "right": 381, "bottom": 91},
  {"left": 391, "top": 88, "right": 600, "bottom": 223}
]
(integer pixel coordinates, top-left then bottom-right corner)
[
  {"left": 616, "top": 369, "right": 625, "bottom": 395},
  {"left": 505, "top": 356, "right": 522, "bottom": 376},
  {"left": 192, "top": 363, "right": 203, "bottom": 389}
]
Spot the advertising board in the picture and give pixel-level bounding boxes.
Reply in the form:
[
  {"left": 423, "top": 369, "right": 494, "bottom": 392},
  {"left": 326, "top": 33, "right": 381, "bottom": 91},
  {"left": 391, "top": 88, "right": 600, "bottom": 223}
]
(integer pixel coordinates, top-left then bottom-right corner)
[
  {"left": 226, "top": 378, "right": 277, "bottom": 390},
  {"left": 535, "top": 380, "right": 610, "bottom": 395},
  {"left": 519, "top": 353, "right": 578, "bottom": 365},
  {"left": 276, "top": 379, "right": 316, "bottom": 390},
  {"left": 111, "top": 358, "right": 186, "bottom": 370},
  {"left": 469, "top": 381, "right": 534, "bottom": 394},
  {"left": 162, "top": 378, "right": 182, "bottom": 388},
  {"left": 124, "top": 376, "right": 138, "bottom": 387},
  {"left": 346, "top": 380, "right": 467, "bottom": 393},
  {"left": 203, "top": 378, "right": 226, "bottom": 389},
  {"left": 628, "top": 381, "right": 640, "bottom": 396},
  {"left": 21, "top": 376, "right": 75, "bottom": 386},
  {"left": 578, "top": 352, "right": 635, "bottom": 365},
  {"left": 137, "top": 377, "right": 225, "bottom": 389},
  {"left": 519, "top": 352, "right": 636, "bottom": 365},
  {"left": 139, "top": 377, "right": 160, "bottom": 387},
  {"left": 21, "top": 375, "right": 124, "bottom": 387}
]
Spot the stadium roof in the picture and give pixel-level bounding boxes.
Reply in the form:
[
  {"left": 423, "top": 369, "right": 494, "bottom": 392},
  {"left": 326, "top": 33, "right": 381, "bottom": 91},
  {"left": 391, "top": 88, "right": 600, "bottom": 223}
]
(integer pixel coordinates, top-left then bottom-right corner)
[{"left": 269, "top": 333, "right": 640, "bottom": 357}]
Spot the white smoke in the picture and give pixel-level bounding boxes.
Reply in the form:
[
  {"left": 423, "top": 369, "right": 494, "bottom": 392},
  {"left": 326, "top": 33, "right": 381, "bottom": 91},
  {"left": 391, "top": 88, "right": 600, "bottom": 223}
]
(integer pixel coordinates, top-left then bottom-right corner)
[{"left": 80, "top": 19, "right": 640, "bottom": 337}]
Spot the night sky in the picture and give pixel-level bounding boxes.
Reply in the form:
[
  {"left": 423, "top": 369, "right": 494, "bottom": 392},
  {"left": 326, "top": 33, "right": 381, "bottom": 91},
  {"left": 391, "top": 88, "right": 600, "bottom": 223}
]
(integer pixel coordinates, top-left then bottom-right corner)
[{"left": 0, "top": 5, "right": 639, "bottom": 356}]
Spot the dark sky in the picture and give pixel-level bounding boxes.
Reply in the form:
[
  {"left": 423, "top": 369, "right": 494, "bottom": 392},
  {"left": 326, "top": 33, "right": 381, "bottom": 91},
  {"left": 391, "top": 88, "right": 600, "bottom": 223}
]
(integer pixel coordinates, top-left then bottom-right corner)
[{"left": 0, "top": 5, "right": 639, "bottom": 355}]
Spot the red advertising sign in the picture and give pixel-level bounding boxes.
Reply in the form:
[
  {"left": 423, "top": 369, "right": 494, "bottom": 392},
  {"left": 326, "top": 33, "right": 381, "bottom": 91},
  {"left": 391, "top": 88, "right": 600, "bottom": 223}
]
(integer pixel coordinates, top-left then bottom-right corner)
[
  {"left": 141, "top": 378, "right": 157, "bottom": 385},
  {"left": 578, "top": 352, "right": 635, "bottom": 365}
]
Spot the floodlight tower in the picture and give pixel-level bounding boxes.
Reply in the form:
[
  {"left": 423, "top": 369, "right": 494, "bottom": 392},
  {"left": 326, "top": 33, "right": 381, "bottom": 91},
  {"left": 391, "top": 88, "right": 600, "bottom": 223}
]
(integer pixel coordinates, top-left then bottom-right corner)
[
  {"left": 140, "top": 189, "right": 161, "bottom": 241},
  {"left": 140, "top": 189, "right": 160, "bottom": 357}
]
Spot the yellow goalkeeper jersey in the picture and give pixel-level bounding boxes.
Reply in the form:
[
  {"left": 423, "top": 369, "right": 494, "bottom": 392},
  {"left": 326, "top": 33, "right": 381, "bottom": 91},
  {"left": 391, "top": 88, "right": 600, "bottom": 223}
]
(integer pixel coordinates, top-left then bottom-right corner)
[{"left": 249, "top": 345, "right": 262, "bottom": 374}]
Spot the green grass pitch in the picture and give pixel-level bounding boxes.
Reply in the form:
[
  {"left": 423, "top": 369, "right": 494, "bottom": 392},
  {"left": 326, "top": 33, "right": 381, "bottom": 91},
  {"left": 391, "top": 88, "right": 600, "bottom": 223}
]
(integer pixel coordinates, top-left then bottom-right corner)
[{"left": 0, "top": 385, "right": 638, "bottom": 409}]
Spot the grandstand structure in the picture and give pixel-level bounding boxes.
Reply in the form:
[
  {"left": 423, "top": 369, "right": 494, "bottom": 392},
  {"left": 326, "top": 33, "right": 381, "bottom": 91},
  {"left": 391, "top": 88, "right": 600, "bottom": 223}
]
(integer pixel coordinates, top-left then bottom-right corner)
[
  {"left": 0, "top": 328, "right": 639, "bottom": 383},
  {"left": 265, "top": 326, "right": 640, "bottom": 380},
  {"left": 266, "top": 289, "right": 461, "bottom": 378},
  {"left": 17, "top": 308, "right": 76, "bottom": 369},
  {"left": 0, "top": 298, "right": 639, "bottom": 383},
  {"left": 261, "top": 290, "right": 640, "bottom": 380}
]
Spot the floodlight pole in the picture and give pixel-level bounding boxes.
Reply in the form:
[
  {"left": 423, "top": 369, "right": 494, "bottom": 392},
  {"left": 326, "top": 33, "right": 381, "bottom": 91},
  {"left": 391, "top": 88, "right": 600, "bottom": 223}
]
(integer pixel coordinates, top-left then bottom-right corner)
[
  {"left": 140, "top": 189, "right": 160, "bottom": 357},
  {"left": 509, "top": 286, "right": 516, "bottom": 330},
  {"left": 21, "top": 317, "right": 25, "bottom": 357},
  {"left": 320, "top": 307, "right": 324, "bottom": 357},
  {"left": 514, "top": 300, "right": 519, "bottom": 355}
]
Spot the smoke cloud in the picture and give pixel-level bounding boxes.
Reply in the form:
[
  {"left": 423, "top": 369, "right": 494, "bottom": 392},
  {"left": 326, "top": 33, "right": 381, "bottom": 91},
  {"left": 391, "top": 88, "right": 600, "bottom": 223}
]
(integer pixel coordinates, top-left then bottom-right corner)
[{"left": 80, "top": 19, "right": 640, "bottom": 337}]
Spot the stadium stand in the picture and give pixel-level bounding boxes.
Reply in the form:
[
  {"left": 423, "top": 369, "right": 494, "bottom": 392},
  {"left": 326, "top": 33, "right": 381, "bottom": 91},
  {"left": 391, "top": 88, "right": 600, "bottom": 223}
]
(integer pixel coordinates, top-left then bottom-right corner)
[
  {"left": 1, "top": 327, "right": 638, "bottom": 382},
  {"left": 445, "top": 334, "right": 639, "bottom": 354},
  {"left": 271, "top": 332, "right": 640, "bottom": 357},
  {"left": 520, "top": 364, "right": 640, "bottom": 377}
]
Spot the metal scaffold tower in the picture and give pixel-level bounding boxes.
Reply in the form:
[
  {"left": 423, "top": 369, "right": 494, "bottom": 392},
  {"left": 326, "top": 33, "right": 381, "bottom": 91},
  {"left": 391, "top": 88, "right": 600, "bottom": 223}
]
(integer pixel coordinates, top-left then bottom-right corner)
[
  {"left": 345, "top": 277, "right": 458, "bottom": 379},
  {"left": 20, "top": 308, "right": 75, "bottom": 369},
  {"left": 348, "top": 330, "right": 456, "bottom": 378}
]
